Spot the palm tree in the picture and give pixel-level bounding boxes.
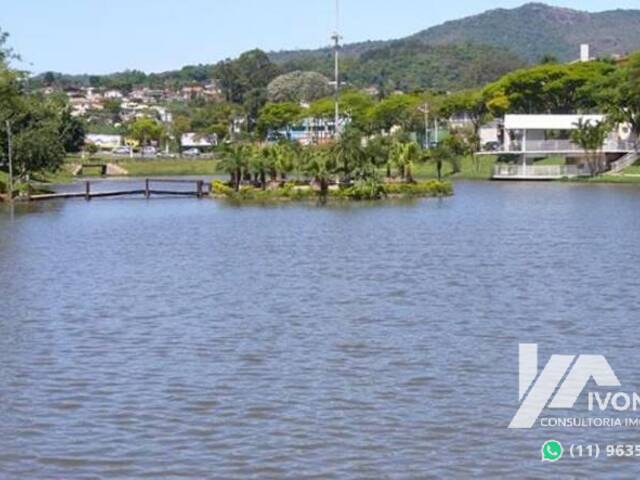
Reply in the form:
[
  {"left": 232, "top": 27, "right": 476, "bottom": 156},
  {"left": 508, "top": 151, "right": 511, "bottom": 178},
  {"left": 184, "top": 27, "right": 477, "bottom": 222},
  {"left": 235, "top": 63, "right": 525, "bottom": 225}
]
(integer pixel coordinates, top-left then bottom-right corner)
[
  {"left": 303, "top": 146, "right": 335, "bottom": 196},
  {"left": 388, "top": 139, "right": 421, "bottom": 182},
  {"left": 400, "top": 142, "right": 421, "bottom": 183},
  {"left": 332, "top": 128, "right": 365, "bottom": 184},
  {"left": 249, "top": 145, "right": 268, "bottom": 189},
  {"left": 219, "top": 144, "right": 248, "bottom": 191},
  {"left": 571, "top": 119, "right": 611, "bottom": 175},
  {"left": 388, "top": 140, "right": 405, "bottom": 179},
  {"left": 273, "top": 142, "right": 295, "bottom": 181}
]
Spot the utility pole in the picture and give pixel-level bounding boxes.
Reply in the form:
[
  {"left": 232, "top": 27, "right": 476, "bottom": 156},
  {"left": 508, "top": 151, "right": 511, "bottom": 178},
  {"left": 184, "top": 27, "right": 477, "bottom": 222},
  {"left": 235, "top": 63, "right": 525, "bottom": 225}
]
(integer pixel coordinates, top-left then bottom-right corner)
[
  {"left": 331, "top": 0, "right": 341, "bottom": 138},
  {"left": 419, "top": 103, "right": 430, "bottom": 149},
  {"left": 6, "top": 120, "right": 13, "bottom": 203}
]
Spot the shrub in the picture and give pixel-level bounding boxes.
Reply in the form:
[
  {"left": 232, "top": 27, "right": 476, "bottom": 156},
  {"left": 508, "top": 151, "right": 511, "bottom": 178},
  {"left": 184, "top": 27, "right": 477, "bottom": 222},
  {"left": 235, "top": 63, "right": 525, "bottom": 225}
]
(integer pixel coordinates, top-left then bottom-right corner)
[{"left": 211, "top": 180, "right": 234, "bottom": 196}]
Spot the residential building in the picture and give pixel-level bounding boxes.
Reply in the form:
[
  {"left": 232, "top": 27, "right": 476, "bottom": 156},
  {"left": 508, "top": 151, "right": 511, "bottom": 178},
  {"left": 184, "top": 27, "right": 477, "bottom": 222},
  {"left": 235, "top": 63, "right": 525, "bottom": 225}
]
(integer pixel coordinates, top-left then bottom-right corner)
[{"left": 476, "top": 114, "right": 638, "bottom": 180}]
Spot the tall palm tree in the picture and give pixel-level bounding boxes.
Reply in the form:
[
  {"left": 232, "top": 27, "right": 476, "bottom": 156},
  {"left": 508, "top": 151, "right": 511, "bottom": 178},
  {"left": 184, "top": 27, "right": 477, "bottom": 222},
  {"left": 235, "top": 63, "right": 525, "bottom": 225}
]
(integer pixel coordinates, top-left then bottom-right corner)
[
  {"left": 249, "top": 145, "right": 268, "bottom": 189},
  {"left": 303, "top": 146, "right": 335, "bottom": 196},
  {"left": 401, "top": 142, "right": 421, "bottom": 183},
  {"left": 219, "top": 144, "right": 248, "bottom": 191},
  {"left": 332, "top": 128, "right": 365, "bottom": 184},
  {"left": 273, "top": 142, "right": 295, "bottom": 181},
  {"left": 388, "top": 140, "right": 421, "bottom": 183},
  {"left": 388, "top": 140, "right": 406, "bottom": 179}
]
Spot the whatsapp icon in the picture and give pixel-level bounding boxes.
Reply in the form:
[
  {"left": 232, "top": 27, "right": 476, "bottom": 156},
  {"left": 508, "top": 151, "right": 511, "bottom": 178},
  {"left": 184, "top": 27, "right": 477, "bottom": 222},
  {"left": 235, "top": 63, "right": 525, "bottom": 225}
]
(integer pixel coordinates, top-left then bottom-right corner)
[{"left": 541, "top": 440, "right": 564, "bottom": 462}]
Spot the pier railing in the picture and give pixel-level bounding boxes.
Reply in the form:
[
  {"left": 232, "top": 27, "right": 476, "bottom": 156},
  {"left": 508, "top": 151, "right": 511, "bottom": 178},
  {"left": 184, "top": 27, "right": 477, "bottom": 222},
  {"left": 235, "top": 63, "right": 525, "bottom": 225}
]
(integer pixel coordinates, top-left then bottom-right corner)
[{"left": 29, "top": 178, "right": 211, "bottom": 201}]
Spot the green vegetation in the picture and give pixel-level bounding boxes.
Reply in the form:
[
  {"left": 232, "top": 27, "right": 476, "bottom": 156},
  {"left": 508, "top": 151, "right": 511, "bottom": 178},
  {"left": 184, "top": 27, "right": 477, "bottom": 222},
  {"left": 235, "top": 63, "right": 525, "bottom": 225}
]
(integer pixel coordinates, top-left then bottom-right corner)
[
  {"left": 0, "top": 31, "right": 86, "bottom": 199},
  {"left": 211, "top": 179, "right": 452, "bottom": 202},
  {"left": 62, "top": 155, "right": 217, "bottom": 177},
  {"left": 270, "top": 4, "right": 640, "bottom": 66},
  {"left": 119, "top": 159, "right": 215, "bottom": 177},
  {"left": 278, "top": 42, "right": 524, "bottom": 92}
]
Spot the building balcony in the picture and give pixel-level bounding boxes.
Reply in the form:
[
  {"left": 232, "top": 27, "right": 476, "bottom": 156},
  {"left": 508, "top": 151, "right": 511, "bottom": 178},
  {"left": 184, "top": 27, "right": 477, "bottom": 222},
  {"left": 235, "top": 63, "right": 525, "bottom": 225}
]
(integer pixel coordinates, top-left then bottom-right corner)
[
  {"left": 479, "top": 140, "right": 636, "bottom": 155},
  {"left": 492, "top": 164, "right": 591, "bottom": 180}
]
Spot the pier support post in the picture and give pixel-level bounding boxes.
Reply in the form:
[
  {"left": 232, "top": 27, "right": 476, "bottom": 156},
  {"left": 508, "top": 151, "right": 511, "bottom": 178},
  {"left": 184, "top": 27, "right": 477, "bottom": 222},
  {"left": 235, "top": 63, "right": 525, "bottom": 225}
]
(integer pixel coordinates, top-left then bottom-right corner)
[
  {"left": 85, "top": 181, "right": 91, "bottom": 201},
  {"left": 145, "top": 179, "right": 150, "bottom": 198},
  {"left": 197, "top": 180, "right": 203, "bottom": 199}
]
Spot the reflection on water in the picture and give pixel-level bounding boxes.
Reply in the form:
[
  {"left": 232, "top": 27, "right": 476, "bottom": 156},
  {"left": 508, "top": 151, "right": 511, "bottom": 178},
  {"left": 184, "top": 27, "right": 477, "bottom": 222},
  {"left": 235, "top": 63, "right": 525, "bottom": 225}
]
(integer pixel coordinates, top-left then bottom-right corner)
[{"left": 1, "top": 181, "right": 640, "bottom": 478}]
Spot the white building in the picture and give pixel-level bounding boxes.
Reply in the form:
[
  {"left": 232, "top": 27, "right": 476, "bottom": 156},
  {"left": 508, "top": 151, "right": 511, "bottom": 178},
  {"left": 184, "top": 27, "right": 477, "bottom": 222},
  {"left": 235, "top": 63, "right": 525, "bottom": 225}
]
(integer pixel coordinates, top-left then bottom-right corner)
[
  {"left": 104, "top": 90, "right": 124, "bottom": 100},
  {"left": 181, "top": 133, "right": 218, "bottom": 151},
  {"left": 476, "top": 114, "right": 637, "bottom": 180},
  {"left": 86, "top": 134, "right": 123, "bottom": 150}
]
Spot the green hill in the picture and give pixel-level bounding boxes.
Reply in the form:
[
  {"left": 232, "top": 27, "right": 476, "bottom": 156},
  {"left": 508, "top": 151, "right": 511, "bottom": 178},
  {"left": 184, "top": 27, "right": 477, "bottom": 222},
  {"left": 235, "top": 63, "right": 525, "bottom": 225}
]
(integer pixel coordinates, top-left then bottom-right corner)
[{"left": 270, "top": 3, "right": 640, "bottom": 65}]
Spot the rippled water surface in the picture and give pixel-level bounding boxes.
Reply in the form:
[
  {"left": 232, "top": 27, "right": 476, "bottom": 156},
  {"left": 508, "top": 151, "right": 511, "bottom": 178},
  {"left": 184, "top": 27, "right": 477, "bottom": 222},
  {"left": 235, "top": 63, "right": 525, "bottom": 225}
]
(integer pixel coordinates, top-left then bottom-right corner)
[{"left": 1, "top": 181, "right": 640, "bottom": 479}]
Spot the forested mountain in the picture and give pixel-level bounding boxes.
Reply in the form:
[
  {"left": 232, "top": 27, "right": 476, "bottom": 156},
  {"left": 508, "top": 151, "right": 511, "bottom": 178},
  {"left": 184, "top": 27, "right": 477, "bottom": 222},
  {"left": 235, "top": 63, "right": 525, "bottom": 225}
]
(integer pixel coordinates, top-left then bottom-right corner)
[
  {"left": 26, "top": 3, "right": 640, "bottom": 93},
  {"left": 279, "top": 41, "right": 524, "bottom": 92},
  {"left": 270, "top": 3, "right": 640, "bottom": 65},
  {"left": 407, "top": 3, "right": 640, "bottom": 62}
]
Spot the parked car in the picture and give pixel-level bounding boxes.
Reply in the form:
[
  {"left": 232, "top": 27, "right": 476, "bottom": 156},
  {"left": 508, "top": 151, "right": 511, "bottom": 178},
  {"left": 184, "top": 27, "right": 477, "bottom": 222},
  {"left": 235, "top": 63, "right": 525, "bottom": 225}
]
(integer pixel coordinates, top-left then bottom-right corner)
[
  {"left": 483, "top": 141, "right": 500, "bottom": 152},
  {"left": 112, "top": 146, "right": 131, "bottom": 156},
  {"left": 142, "top": 146, "right": 157, "bottom": 157},
  {"left": 183, "top": 148, "right": 201, "bottom": 157}
]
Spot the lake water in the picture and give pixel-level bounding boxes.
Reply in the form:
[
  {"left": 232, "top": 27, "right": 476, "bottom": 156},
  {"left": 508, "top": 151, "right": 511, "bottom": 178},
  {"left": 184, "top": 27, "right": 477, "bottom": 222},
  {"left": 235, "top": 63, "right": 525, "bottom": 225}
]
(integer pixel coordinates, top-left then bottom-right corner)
[{"left": 1, "top": 181, "right": 640, "bottom": 478}]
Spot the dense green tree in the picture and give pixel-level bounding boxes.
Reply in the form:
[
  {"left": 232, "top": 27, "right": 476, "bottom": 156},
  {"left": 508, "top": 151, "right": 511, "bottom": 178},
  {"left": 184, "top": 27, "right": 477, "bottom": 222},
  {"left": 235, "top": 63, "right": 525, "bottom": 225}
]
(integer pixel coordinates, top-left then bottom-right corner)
[
  {"left": 440, "top": 89, "right": 489, "bottom": 151},
  {"left": 331, "top": 128, "right": 369, "bottom": 182},
  {"left": 370, "top": 93, "right": 422, "bottom": 131},
  {"left": 190, "top": 101, "right": 240, "bottom": 141},
  {"left": 128, "top": 117, "right": 164, "bottom": 146},
  {"left": 59, "top": 108, "right": 85, "bottom": 153},
  {"left": 595, "top": 51, "right": 640, "bottom": 138},
  {"left": 302, "top": 145, "right": 336, "bottom": 195},
  {"left": 219, "top": 143, "right": 249, "bottom": 191},
  {"left": 256, "top": 102, "right": 302, "bottom": 137},
  {"left": 571, "top": 119, "right": 611, "bottom": 175},
  {"left": 267, "top": 71, "right": 332, "bottom": 103},
  {"left": 214, "top": 49, "right": 280, "bottom": 104},
  {"left": 483, "top": 61, "right": 615, "bottom": 115}
]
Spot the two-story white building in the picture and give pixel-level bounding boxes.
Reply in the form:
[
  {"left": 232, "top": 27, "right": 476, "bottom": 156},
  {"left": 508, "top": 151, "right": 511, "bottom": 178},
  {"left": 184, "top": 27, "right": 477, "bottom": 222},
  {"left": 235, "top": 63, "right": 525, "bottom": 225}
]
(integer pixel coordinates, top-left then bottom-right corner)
[{"left": 476, "top": 114, "right": 638, "bottom": 180}]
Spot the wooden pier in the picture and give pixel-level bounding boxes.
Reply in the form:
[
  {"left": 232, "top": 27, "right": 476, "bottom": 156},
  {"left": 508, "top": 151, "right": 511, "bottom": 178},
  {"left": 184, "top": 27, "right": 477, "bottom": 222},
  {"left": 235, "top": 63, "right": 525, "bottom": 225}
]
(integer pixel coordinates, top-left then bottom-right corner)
[{"left": 28, "top": 179, "right": 210, "bottom": 202}]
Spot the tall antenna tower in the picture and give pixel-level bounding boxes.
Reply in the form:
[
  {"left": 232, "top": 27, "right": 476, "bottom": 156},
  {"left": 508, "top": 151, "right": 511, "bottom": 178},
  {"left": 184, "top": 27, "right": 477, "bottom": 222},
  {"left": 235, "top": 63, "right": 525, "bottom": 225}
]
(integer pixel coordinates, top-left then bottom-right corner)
[{"left": 331, "top": 0, "right": 341, "bottom": 138}]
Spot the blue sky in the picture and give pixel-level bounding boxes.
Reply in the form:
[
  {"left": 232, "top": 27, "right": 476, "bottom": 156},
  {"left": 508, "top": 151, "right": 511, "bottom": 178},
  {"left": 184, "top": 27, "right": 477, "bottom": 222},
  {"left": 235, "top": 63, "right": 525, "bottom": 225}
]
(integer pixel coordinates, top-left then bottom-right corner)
[{"left": 2, "top": 0, "right": 639, "bottom": 74}]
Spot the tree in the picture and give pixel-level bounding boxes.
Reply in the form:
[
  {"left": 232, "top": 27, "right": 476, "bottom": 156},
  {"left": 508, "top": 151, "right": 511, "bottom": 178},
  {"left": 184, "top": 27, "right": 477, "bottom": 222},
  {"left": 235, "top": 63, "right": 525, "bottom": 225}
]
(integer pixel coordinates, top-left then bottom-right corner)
[
  {"left": 249, "top": 145, "right": 269, "bottom": 189},
  {"left": 128, "top": 117, "right": 164, "bottom": 146},
  {"left": 267, "top": 71, "right": 332, "bottom": 103},
  {"left": 59, "top": 108, "right": 85, "bottom": 153},
  {"left": 190, "top": 101, "right": 240, "bottom": 142},
  {"left": 0, "top": 82, "right": 66, "bottom": 181},
  {"left": 86, "top": 143, "right": 99, "bottom": 157},
  {"left": 214, "top": 49, "right": 280, "bottom": 104},
  {"left": 243, "top": 88, "right": 267, "bottom": 131},
  {"left": 256, "top": 102, "right": 302, "bottom": 138},
  {"left": 571, "top": 119, "right": 611, "bottom": 175},
  {"left": 171, "top": 115, "right": 192, "bottom": 150},
  {"left": 440, "top": 89, "right": 490, "bottom": 153},
  {"left": 370, "top": 93, "right": 422, "bottom": 132},
  {"left": 389, "top": 139, "right": 422, "bottom": 182},
  {"left": 331, "top": 128, "right": 367, "bottom": 183},
  {"left": 595, "top": 51, "right": 640, "bottom": 140},
  {"left": 483, "top": 62, "right": 614, "bottom": 116},
  {"left": 218, "top": 144, "right": 249, "bottom": 191},
  {"left": 303, "top": 145, "right": 336, "bottom": 196}
]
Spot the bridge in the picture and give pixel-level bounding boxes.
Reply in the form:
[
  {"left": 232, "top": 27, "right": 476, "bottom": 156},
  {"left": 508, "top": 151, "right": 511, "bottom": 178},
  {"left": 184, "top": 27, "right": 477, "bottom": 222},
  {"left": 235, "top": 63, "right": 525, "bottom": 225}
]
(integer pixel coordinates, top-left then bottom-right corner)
[
  {"left": 71, "top": 163, "right": 129, "bottom": 176},
  {"left": 28, "top": 179, "right": 210, "bottom": 201}
]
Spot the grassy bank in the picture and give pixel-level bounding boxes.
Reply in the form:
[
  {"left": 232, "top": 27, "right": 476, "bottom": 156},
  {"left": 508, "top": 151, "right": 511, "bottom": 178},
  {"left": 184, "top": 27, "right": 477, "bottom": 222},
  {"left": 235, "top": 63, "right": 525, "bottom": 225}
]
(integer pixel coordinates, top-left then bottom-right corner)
[
  {"left": 64, "top": 155, "right": 217, "bottom": 177},
  {"left": 412, "top": 155, "right": 497, "bottom": 181}
]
